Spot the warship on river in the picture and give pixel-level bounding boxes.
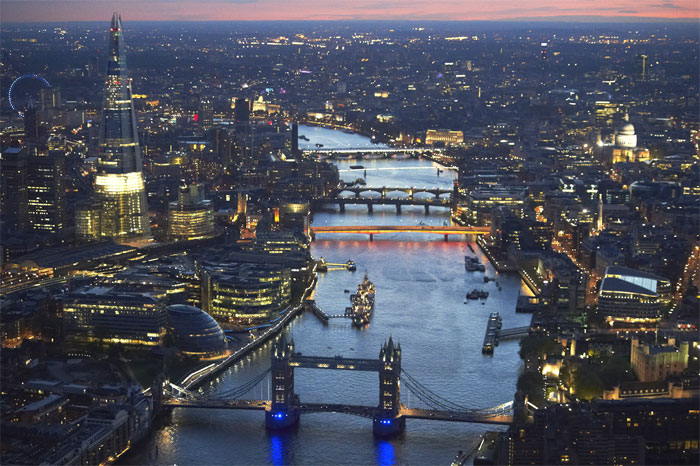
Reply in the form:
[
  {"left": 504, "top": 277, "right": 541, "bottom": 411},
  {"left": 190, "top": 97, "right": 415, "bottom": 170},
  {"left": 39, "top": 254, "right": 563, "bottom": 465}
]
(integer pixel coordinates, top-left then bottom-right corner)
[{"left": 347, "top": 274, "right": 375, "bottom": 326}]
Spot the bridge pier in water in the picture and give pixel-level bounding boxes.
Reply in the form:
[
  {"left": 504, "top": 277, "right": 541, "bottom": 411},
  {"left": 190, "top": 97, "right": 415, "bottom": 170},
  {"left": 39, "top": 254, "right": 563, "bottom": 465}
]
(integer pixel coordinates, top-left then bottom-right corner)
[
  {"left": 265, "top": 335, "right": 406, "bottom": 437},
  {"left": 396, "top": 204, "right": 401, "bottom": 214}
]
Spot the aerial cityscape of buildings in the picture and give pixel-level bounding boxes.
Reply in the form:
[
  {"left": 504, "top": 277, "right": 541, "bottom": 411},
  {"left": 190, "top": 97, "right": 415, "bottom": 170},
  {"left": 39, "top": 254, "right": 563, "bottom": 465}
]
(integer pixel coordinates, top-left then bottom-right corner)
[{"left": 0, "top": 8, "right": 698, "bottom": 466}]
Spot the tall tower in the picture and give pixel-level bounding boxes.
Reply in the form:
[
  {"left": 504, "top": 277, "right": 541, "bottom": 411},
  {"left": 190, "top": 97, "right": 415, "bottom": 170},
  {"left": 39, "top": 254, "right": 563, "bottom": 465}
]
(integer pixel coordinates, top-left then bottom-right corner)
[
  {"left": 266, "top": 334, "right": 300, "bottom": 430},
  {"left": 199, "top": 97, "right": 213, "bottom": 131},
  {"left": 374, "top": 336, "right": 405, "bottom": 436},
  {"left": 92, "top": 13, "right": 150, "bottom": 241}
]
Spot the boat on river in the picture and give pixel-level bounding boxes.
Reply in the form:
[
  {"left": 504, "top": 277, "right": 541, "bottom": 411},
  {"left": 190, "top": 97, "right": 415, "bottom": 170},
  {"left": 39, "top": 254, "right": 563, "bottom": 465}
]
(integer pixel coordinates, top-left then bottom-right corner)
[
  {"left": 467, "top": 289, "right": 489, "bottom": 300},
  {"left": 351, "top": 274, "right": 375, "bottom": 326},
  {"left": 465, "top": 256, "right": 486, "bottom": 272}
]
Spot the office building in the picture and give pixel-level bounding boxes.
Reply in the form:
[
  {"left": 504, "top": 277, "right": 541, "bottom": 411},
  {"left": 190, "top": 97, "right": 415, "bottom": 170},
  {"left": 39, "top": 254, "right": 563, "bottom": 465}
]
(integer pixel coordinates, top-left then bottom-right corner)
[
  {"left": 26, "top": 147, "right": 66, "bottom": 233},
  {"left": 425, "top": 129, "right": 463, "bottom": 145},
  {"left": 89, "top": 13, "right": 150, "bottom": 242},
  {"left": 199, "top": 97, "right": 213, "bottom": 131},
  {"left": 168, "top": 183, "right": 215, "bottom": 241},
  {"left": 62, "top": 286, "right": 166, "bottom": 346},
  {"left": 598, "top": 266, "right": 671, "bottom": 324},
  {"left": 166, "top": 305, "right": 228, "bottom": 359},
  {"left": 0, "top": 147, "right": 29, "bottom": 231},
  {"left": 200, "top": 261, "right": 291, "bottom": 325}
]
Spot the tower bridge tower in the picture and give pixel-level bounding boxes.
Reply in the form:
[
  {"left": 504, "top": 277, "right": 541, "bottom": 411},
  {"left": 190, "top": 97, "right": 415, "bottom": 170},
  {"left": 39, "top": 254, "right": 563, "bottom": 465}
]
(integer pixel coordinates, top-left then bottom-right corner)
[
  {"left": 266, "top": 335, "right": 299, "bottom": 430},
  {"left": 373, "top": 336, "right": 406, "bottom": 436}
]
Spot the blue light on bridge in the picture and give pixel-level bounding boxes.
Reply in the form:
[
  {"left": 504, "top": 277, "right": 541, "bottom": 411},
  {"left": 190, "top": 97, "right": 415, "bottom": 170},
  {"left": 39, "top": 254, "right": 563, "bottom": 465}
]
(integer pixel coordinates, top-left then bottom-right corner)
[
  {"left": 380, "top": 419, "right": 391, "bottom": 425},
  {"left": 274, "top": 412, "right": 285, "bottom": 419}
]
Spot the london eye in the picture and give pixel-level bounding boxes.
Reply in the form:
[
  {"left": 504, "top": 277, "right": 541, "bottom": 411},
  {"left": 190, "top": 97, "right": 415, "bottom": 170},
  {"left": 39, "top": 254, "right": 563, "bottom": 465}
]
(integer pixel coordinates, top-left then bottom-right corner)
[{"left": 8, "top": 74, "right": 51, "bottom": 115}]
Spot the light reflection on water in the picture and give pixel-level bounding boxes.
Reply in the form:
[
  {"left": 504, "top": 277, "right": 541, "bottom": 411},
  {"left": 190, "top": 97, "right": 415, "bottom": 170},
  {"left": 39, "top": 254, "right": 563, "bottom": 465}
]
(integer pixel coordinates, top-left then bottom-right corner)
[{"left": 123, "top": 128, "right": 531, "bottom": 466}]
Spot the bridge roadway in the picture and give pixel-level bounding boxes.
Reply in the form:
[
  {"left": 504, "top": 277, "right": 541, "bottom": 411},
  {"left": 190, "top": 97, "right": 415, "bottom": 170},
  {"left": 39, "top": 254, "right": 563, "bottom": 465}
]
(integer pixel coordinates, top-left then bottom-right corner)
[
  {"left": 498, "top": 326, "right": 530, "bottom": 341},
  {"left": 310, "top": 225, "right": 490, "bottom": 237},
  {"left": 162, "top": 400, "right": 512, "bottom": 425},
  {"left": 337, "top": 186, "right": 451, "bottom": 197},
  {"left": 303, "top": 147, "right": 438, "bottom": 154},
  {"left": 289, "top": 354, "right": 382, "bottom": 371},
  {"left": 322, "top": 197, "right": 450, "bottom": 207}
]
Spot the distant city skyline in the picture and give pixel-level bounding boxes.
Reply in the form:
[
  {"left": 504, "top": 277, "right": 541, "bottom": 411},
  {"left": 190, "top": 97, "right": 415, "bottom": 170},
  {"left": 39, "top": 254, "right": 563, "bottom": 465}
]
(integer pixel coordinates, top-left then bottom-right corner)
[{"left": 2, "top": 0, "right": 698, "bottom": 23}]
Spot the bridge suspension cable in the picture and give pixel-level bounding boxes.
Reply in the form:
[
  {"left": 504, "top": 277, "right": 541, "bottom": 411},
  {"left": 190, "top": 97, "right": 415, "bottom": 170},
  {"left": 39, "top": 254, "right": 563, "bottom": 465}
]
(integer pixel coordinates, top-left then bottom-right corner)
[
  {"left": 400, "top": 370, "right": 474, "bottom": 412},
  {"left": 400, "top": 370, "right": 513, "bottom": 416},
  {"left": 178, "top": 369, "right": 271, "bottom": 401}
]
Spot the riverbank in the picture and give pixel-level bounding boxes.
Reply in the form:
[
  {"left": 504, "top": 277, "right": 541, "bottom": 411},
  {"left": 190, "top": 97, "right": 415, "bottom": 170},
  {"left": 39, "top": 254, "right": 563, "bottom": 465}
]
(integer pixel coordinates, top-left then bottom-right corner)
[{"left": 178, "top": 271, "right": 318, "bottom": 391}]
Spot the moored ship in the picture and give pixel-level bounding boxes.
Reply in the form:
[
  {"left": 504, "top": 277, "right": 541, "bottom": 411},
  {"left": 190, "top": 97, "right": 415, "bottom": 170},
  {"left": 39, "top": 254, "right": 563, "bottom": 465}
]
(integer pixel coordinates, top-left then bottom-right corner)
[{"left": 351, "top": 274, "right": 375, "bottom": 326}]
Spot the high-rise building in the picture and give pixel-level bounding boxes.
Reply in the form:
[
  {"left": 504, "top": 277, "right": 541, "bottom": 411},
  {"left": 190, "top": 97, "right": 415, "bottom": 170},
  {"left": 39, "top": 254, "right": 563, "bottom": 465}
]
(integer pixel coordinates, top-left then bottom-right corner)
[
  {"left": 23, "top": 99, "right": 40, "bottom": 143},
  {"left": 0, "top": 147, "right": 29, "bottom": 232},
  {"left": 89, "top": 13, "right": 150, "bottom": 242},
  {"left": 168, "top": 183, "right": 215, "bottom": 241},
  {"left": 291, "top": 122, "right": 299, "bottom": 156},
  {"left": 26, "top": 147, "right": 66, "bottom": 233},
  {"left": 199, "top": 97, "right": 213, "bottom": 131},
  {"left": 39, "top": 88, "right": 61, "bottom": 111}
]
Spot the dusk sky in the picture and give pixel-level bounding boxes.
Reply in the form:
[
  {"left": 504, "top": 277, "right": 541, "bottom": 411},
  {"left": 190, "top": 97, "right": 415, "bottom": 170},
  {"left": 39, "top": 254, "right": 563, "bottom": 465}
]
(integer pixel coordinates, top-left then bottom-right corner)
[{"left": 2, "top": 0, "right": 699, "bottom": 23}]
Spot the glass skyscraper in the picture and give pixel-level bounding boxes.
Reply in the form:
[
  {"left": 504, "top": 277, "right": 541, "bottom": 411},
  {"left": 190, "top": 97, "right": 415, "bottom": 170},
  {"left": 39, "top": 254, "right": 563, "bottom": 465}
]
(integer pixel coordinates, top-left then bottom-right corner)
[{"left": 90, "top": 13, "right": 150, "bottom": 241}]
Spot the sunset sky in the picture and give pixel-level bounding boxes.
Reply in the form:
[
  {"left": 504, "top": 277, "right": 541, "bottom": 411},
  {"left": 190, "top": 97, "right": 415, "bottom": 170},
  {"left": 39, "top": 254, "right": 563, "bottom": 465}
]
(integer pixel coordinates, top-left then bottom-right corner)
[{"left": 2, "top": 0, "right": 698, "bottom": 23}]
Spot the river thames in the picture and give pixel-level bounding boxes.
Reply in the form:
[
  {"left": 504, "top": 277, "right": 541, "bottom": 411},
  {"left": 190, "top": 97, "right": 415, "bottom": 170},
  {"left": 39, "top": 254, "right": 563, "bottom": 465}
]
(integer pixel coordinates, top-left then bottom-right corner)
[{"left": 126, "top": 126, "right": 531, "bottom": 465}]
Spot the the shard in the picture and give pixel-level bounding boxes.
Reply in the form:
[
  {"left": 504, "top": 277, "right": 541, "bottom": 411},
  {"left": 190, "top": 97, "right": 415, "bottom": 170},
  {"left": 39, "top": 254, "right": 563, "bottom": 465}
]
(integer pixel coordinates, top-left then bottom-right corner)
[{"left": 92, "top": 13, "right": 150, "bottom": 241}]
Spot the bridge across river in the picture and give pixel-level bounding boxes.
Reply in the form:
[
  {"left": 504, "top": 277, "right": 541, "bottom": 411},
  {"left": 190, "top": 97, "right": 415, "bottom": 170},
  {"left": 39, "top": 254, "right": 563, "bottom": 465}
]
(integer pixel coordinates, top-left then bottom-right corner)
[
  {"left": 160, "top": 336, "right": 530, "bottom": 437},
  {"left": 310, "top": 225, "right": 490, "bottom": 241}
]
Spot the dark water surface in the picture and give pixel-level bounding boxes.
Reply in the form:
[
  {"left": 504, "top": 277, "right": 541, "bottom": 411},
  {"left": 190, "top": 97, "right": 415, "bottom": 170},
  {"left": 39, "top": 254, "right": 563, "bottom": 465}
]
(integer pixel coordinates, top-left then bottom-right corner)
[{"left": 125, "top": 127, "right": 530, "bottom": 466}]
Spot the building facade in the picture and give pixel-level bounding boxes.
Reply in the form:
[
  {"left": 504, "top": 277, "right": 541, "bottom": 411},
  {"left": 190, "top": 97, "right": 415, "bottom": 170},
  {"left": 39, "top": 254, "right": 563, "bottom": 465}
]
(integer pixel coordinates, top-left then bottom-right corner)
[
  {"left": 598, "top": 266, "right": 671, "bottom": 324},
  {"left": 62, "top": 286, "right": 166, "bottom": 346},
  {"left": 200, "top": 261, "right": 291, "bottom": 325},
  {"left": 630, "top": 337, "right": 689, "bottom": 382},
  {"left": 88, "top": 13, "right": 150, "bottom": 242},
  {"left": 168, "top": 183, "right": 215, "bottom": 241}
]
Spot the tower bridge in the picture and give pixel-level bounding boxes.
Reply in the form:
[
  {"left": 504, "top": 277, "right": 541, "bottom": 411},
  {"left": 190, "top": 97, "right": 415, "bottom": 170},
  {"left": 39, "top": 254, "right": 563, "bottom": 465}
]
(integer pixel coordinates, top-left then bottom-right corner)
[{"left": 161, "top": 336, "right": 528, "bottom": 437}]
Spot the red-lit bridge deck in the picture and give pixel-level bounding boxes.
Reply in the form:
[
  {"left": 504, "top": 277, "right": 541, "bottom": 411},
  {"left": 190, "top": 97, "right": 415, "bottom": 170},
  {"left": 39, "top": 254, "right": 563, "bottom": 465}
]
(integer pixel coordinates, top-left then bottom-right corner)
[{"left": 310, "top": 225, "right": 490, "bottom": 237}]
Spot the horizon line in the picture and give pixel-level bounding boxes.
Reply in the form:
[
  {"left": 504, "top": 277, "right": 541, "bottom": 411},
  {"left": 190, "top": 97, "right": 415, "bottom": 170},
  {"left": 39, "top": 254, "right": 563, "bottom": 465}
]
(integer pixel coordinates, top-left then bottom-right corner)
[{"left": 1, "top": 16, "right": 699, "bottom": 25}]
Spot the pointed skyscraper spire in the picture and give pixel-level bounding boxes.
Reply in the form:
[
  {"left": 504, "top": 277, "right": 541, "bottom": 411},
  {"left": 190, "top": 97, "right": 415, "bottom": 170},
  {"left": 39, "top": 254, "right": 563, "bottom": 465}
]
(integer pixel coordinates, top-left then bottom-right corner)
[{"left": 89, "top": 12, "right": 150, "bottom": 242}]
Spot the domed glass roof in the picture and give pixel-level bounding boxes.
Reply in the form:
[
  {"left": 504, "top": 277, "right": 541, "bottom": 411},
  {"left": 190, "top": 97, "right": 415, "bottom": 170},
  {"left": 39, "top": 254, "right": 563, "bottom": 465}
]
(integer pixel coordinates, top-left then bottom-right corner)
[{"left": 167, "top": 305, "right": 226, "bottom": 356}]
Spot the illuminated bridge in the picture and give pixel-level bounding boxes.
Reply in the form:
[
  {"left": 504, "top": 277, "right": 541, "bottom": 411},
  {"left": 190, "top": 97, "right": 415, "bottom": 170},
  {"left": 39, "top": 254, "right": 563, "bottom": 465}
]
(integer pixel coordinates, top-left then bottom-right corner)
[
  {"left": 337, "top": 185, "right": 452, "bottom": 198},
  {"left": 316, "top": 185, "right": 454, "bottom": 213},
  {"left": 310, "top": 225, "right": 490, "bottom": 241},
  {"left": 161, "top": 337, "right": 532, "bottom": 437},
  {"left": 303, "top": 147, "right": 440, "bottom": 155}
]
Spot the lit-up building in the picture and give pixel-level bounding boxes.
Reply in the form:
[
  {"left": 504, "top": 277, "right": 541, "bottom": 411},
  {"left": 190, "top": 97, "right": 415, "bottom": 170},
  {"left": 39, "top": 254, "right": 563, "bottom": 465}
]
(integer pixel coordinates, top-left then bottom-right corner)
[
  {"left": 166, "top": 305, "right": 228, "bottom": 359},
  {"left": 425, "top": 129, "right": 463, "bottom": 145},
  {"left": 595, "top": 100, "right": 622, "bottom": 126},
  {"left": 598, "top": 266, "right": 671, "bottom": 324},
  {"left": 62, "top": 286, "right": 166, "bottom": 346},
  {"left": 456, "top": 186, "right": 527, "bottom": 226},
  {"left": 199, "top": 97, "right": 213, "bottom": 131},
  {"left": 168, "top": 184, "right": 215, "bottom": 241},
  {"left": 610, "top": 114, "right": 651, "bottom": 164},
  {"left": 200, "top": 261, "right": 291, "bottom": 325},
  {"left": 26, "top": 148, "right": 66, "bottom": 233},
  {"left": 630, "top": 337, "right": 689, "bottom": 382},
  {"left": 87, "top": 14, "right": 150, "bottom": 242}
]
